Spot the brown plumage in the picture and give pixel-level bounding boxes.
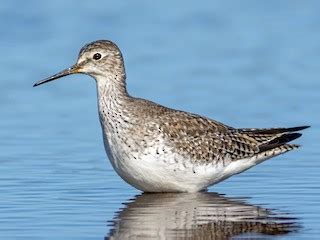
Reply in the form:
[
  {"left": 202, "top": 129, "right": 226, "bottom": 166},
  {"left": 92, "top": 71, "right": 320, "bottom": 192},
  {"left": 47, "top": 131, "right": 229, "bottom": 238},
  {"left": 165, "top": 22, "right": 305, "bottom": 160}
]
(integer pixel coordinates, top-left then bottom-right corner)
[{"left": 123, "top": 96, "right": 309, "bottom": 164}]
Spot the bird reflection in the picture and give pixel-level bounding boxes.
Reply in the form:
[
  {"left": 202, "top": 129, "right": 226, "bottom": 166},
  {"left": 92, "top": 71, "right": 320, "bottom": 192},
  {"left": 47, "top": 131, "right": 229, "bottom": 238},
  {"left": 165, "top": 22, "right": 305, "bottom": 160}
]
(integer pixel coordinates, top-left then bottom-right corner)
[{"left": 105, "top": 192, "right": 299, "bottom": 240}]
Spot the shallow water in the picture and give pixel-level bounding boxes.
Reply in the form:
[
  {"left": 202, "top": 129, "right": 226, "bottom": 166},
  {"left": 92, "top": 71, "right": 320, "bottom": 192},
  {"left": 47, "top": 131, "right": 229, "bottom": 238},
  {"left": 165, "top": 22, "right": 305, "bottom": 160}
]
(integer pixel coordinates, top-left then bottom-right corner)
[{"left": 1, "top": 1, "right": 320, "bottom": 239}]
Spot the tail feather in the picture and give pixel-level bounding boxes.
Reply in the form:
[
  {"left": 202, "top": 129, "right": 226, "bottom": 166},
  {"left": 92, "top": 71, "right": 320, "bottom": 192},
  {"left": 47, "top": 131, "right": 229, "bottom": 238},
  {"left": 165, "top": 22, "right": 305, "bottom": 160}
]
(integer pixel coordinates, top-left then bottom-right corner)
[
  {"left": 238, "top": 125, "right": 309, "bottom": 154},
  {"left": 252, "top": 144, "right": 300, "bottom": 165},
  {"left": 229, "top": 126, "right": 308, "bottom": 174},
  {"left": 240, "top": 125, "right": 310, "bottom": 135},
  {"left": 259, "top": 133, "right": 302, "bottom": 153},
  {"left": 239, "top": 125, "right": 309, "bottom": 146}
]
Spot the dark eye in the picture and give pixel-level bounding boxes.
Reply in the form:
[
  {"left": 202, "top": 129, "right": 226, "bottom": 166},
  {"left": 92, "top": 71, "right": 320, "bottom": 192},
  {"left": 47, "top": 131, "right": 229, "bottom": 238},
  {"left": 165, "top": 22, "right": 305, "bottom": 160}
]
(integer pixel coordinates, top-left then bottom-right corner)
[{"left": 93, "top": 53, "right": 102, "bottom": 60}]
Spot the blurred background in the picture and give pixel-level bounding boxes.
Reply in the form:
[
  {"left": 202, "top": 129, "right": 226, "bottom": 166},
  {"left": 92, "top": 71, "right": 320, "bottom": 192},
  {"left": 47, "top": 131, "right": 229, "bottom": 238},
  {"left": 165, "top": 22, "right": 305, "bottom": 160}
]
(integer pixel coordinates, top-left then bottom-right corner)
[{"left": 0, "top": 0, "right": 319, "bottom": 239}]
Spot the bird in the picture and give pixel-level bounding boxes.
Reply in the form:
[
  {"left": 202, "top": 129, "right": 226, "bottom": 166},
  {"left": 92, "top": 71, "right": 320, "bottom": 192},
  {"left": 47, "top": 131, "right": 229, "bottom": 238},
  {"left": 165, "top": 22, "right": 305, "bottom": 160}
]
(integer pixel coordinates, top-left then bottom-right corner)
[{"left": 33, "top": 40, "right": 309, "bottom": 192}]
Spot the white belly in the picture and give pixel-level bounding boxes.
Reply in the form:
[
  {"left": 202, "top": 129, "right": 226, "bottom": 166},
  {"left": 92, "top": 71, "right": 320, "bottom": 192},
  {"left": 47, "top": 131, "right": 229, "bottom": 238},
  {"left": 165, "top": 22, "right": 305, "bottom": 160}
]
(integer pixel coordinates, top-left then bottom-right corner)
[
  {"left": 102, "top": 133, "right": 250, "bottom": 192},
  {"left": 101, "top": 122, "right": 280, "bottom": 193}
]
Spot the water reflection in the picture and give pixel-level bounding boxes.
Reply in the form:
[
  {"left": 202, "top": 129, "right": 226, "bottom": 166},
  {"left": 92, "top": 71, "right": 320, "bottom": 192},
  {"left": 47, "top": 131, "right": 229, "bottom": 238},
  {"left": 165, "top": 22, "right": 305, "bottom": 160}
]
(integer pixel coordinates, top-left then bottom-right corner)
[{"left": 105, "top": 192, "right": 299, "bottom": 240}]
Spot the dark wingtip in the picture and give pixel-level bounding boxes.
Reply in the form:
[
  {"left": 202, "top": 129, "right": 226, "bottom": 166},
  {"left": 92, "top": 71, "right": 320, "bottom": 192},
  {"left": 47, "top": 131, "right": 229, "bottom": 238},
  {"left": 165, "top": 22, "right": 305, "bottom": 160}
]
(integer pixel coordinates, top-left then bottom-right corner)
[
  {"left": 291, "top": 126, "right": 310, "bottom": 131},
  {"left": 259, "top": 133, "right": 303, "bottom": 153},
  {"left": 239, "top": 125, "right": 310, "bottom": 135},
  {"left": 281, "top": 132, "right": 303, "bottom": 142}
]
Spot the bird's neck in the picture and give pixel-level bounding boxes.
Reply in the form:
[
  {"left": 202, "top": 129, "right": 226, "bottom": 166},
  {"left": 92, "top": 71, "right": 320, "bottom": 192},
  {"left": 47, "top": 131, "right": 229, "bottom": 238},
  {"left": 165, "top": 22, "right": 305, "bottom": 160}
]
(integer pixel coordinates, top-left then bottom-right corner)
[
  {"left": 95, "top": 69, "right": 129, "bottom": 97},
  {"left": 95, "top": 73, "right": 131, "bottom": 132}
]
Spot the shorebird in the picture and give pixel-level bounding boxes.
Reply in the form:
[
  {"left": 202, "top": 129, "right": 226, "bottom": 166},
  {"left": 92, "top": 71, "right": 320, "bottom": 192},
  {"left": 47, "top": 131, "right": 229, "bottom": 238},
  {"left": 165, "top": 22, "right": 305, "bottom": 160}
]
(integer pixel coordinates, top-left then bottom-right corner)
[{"left": 34, "top": 40, "right": 309, "bottom": 192}]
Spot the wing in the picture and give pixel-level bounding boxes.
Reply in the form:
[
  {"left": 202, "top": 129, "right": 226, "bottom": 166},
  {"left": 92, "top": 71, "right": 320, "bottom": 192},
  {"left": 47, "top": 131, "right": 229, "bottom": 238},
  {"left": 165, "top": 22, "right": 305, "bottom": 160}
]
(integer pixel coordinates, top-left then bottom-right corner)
[
  {"left": 130, "top": 98, "right": 308, "bottom": 164},
  {"left": 154, "top": 110, "right": 308, "bottom": 163},
  {"left": 155, "top": 111, "right": 259, "bottom": 163}
]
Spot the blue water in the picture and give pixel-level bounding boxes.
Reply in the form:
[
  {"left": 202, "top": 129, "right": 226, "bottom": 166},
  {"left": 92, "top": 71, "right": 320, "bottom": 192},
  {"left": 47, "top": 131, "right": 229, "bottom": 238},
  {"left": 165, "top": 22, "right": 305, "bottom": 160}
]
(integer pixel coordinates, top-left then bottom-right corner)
[{"left": 1, "top": 1, "right": 319, "bottom": 239}]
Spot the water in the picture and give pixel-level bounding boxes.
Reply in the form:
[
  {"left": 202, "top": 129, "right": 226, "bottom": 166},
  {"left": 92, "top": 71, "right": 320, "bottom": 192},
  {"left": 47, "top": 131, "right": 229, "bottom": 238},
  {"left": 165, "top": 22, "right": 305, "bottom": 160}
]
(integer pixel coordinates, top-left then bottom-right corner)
[
  {"left": 1, "top": 1, "right": 319, "bottom": 239},
  {"left": 107, "top": 193, "right": 300, "bottom": 239}
]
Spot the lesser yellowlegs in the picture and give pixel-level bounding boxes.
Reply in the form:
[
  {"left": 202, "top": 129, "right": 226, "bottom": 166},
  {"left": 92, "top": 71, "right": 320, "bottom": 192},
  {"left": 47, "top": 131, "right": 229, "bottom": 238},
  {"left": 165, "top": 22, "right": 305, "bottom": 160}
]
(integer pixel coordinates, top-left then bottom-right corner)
[{"left": 34, "top": 40, "right": 309, "bottom": 192}]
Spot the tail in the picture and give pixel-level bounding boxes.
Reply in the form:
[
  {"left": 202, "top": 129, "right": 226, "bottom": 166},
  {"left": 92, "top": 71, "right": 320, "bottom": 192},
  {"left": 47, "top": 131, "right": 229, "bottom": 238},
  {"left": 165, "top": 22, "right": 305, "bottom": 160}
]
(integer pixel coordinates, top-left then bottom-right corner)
[
  {"left": 240, "top": 126, "right": 309, "bottom": 135},
  {"left": 259, "top": 132, "right": 302, "bottom": 153},
  {"left": 240, "top": 125, "right": 309, "bottom": 160},
  {"left": 216, "top": 126, "right": 309, "bottom": 184}
]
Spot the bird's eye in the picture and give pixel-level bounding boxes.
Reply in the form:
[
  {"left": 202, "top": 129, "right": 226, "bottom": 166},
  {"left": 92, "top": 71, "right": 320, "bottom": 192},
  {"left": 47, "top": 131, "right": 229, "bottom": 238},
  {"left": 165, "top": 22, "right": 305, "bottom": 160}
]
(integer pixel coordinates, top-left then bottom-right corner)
[{"left": 93, "top": 53, "right": 102, "bottom": 60}]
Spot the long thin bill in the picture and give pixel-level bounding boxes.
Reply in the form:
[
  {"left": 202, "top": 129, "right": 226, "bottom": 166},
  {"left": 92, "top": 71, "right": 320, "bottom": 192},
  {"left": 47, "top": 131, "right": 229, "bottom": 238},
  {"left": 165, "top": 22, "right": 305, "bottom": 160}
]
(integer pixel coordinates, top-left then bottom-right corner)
[{"left": 33, "top": 65, "right": 79, "bottom": 87}]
